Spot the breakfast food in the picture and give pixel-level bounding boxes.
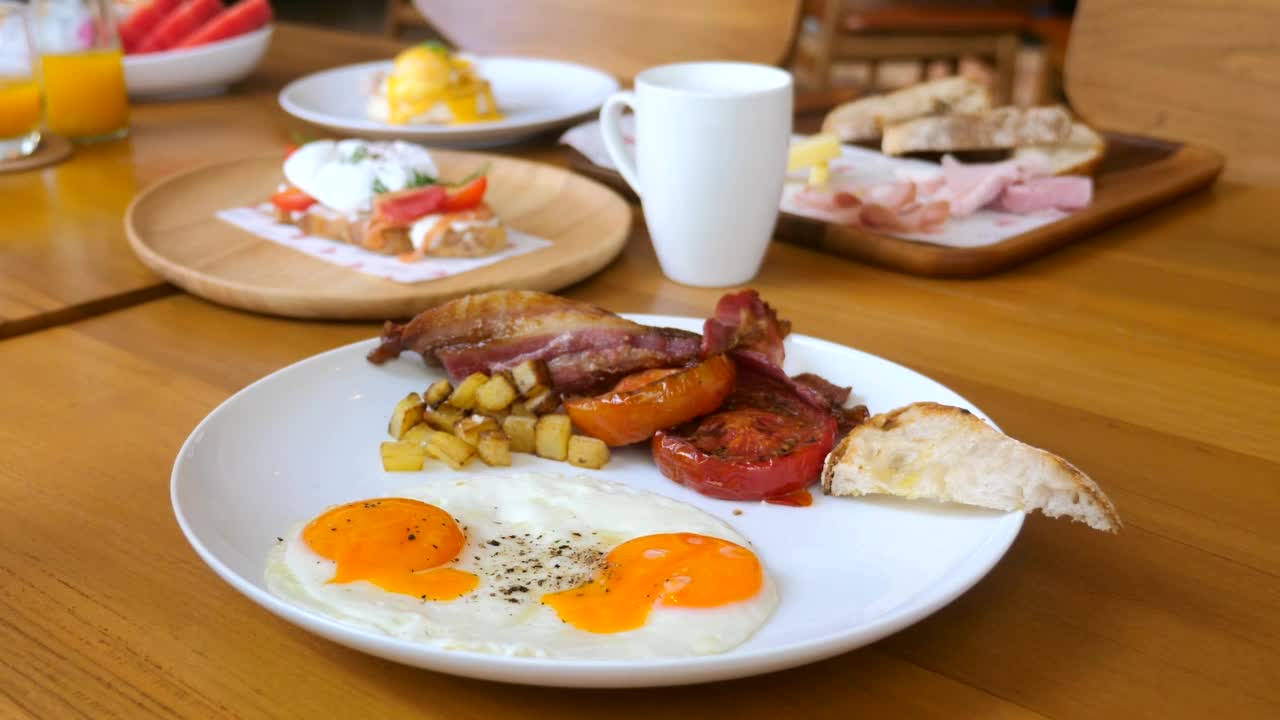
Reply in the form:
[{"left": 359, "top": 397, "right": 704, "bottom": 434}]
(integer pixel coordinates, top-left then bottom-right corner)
[
  {"left": 367, "top": 42, "right": 502, "bottom": 126},
  {"left": 880, "top": 106, "right": 1074, "bottom": 157},
  {"left": 266, "top": 473, "right": 779, "bottom": 658},
  {"left": 272, "top": 139, "right": 506, "bottom": 259},
  {"left": 367, "top": 290, "right": 703, "bottom": 393},
  {"left": 120, "top": 0, "right": 273, "bottom": 54},
  {"left": 1014, "top": 122, "right": 1107, "bottom": 177},
  {"left": 821, "top": 76, "right": 991, "bottom": 143},
  {"left": 821, "top": 402, "right": 1121, "bottom": 532}
]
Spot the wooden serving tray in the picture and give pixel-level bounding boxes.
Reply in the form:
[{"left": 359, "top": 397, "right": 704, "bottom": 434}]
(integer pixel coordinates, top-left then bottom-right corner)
[
  {"left": 569, "top": 132, "right": 1224, "bottom": 278},
  {"left": 126, "top": 150, "right": 632, "bottom": 320}
]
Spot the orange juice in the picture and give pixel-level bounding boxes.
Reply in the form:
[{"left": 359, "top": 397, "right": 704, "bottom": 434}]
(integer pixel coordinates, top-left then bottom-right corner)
[
  {"left": 41, "top": 49, "right": 128, "bottom": 140},
  {"left": 0, "top": 77, "right": 40, "bottom": 138}
]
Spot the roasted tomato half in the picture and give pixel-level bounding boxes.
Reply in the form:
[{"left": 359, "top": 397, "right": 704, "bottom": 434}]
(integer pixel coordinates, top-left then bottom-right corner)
[
  {"left": 564, "top": 355, "right": 736, "bottom": 446},
  {"left": 653, "top": 356, "right": 837, "bottom": 501}
]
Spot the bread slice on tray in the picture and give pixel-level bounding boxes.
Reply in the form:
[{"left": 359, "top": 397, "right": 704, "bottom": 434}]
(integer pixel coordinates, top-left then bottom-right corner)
[
  {"left": 1014, "top": 122, "right": 1108, "bottom": 176},
  {"left": 821, "top": 402, "right": 1121, "bottom": 532},
  {"left": 821, "top": 76, "right": 991, "bottom": 143},
  {"left": 881, "top": 105, "right": 1073, "bottom": 156}
]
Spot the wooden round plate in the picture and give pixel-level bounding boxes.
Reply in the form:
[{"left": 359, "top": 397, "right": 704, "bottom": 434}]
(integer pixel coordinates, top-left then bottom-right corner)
[{"left": 125, "top": 150, "right": 632, "bottom": 319}]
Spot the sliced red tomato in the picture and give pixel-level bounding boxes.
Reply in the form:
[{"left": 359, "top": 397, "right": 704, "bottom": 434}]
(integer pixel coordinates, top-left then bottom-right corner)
[
  {"left": 283, "top": 143, "right": 298, "bottom": 158},
  {"left": 564, "top": 355, "right": 736, "bottom": 447},
  {"left": 440, "top": 176, "right": 487, "bottom": 213},
  {"left": 652, "top": 355, "right": 837, "bottom": 501},
  {"left": 118, "top": 0, "right": 181, "bottom": 54},
  {"left": 373, "top": 185, "right": 447, "bottom": 225},
  {"left": 136, "top": 0, "right": 223, "bottom": 53},
  {"left": 270, "top": 186, "right": 315, "bottom": 212},
  {"left": 174, "top": 0, "right": 274, "bottom": 50}
]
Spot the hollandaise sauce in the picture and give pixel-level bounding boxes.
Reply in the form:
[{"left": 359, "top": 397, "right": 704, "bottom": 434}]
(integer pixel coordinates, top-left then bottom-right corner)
[{"left": 382, "top": 43, "right": 502, "bottom": 126}]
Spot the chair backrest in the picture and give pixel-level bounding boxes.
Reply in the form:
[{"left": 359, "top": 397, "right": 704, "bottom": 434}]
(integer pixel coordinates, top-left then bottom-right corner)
[
  {"left": 411, "top": 0, "right": 803, "bottom": 81},
  {"left": 1065, "top": 0, "right": 1280, "bottom": 186}
]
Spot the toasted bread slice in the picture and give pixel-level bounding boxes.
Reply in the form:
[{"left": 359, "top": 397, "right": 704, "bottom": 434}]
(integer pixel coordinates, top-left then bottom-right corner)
[
  {"left": 1014, "top": 122, "right": 1107, "bottom": 176},
  {"left": 821, "top": 76, "right": 991, "bottom": 143},
  {"left": 821, "top": 402, "right": 1121, "bottom": 532},
  {"left": 881, "top": 106, "right": 1073, "bottom": 156},
  {"left": 295, "top": 205, "right": 507, "bottom": 258}
]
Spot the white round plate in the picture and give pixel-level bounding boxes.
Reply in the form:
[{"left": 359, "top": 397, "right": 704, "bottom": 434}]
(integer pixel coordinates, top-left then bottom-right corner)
[
  {"left": 172, "top": 315, "right": 1022, "bottom": 688},
  {"left": 123, "top": 25, "right": 273, "bottom": 100},
  {"left": 278, "top": 57, "right": 619, "bottom": 147}
]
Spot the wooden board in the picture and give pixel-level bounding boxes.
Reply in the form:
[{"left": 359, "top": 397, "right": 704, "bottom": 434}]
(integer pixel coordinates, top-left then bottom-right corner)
[
  {"left": 126, "top": 150, "right": 632, "bottom": 319},
  {"left": 570, "top": 132, "right": 1224, "bottom": 278}
]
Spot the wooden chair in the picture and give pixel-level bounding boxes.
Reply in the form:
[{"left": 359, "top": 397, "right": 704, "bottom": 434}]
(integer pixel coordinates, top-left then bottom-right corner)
[
  {"left": 795, "top": 1, "right": 1031, "bottom": 105},
  {"left": 409, "top": 0, "right": 803, "bottom": 81},
  {"left": 1066, "top": 0, "right": 1280, "bottom": 186}
]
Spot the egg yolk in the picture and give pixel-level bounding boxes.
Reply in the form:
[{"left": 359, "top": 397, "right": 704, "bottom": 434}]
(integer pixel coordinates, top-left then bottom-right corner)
[
  {"left": 541, "top": 533, "right": 763, "bottom": 634},
  {"left": 302, "top": 498, "right": 477, "bottom": 601}
]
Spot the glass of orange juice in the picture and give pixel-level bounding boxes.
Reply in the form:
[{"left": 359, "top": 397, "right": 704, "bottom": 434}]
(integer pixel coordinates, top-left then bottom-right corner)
[
  {"left": 30, "top": 0, "right": 128, "bottom": 143},
  {"left": 0, "top": 2, "right": 42, "bottom": 160}
]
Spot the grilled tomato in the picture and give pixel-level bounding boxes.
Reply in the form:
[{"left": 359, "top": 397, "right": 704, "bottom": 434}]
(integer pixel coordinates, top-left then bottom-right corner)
[
  {"left": 653, "top": 353, "right": 837, "bottom": 501},
  {"left": 564, "top": 355, "right": 736, "bottom": 446}
]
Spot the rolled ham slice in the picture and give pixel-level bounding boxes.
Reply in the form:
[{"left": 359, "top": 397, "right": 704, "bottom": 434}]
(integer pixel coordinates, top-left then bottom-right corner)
[{"left": 994, "top": 176, "right": 1094, "bottom": 213}]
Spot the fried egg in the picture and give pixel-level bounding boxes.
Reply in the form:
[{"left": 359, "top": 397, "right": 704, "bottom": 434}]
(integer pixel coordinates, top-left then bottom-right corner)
[{"left": 266, "top": 473, "right": 778, "bottom": 659}]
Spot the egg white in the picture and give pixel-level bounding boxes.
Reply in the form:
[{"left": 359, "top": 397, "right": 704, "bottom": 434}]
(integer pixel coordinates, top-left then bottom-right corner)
[
  {"left": 282, "top": 139, "right": 438, "bottom": 216},
  {"left": 266, "top": 473, "right": 779, "bottom": 659}
]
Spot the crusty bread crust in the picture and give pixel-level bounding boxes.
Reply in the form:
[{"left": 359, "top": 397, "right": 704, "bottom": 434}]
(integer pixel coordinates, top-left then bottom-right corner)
[
  {"left": 881, "top": 106, "right": 1073, "bottom": 156},
  {"left": 822, "top": 76, "right": 991, "bottom": 143},
  {"left": 822, "top": 402, "right": 1121, "bottom": 532},
  {"left": 1014, "top": 122, "right": 1108, "bottom": 176},
  {"left": 295, "top": 206, "right": 505, "bottom": 258}
]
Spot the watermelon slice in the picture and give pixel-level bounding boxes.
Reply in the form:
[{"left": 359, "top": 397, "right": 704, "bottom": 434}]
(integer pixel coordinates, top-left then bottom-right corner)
[
  {"left": 118, "top": 0, "right": 181, "bottom": 54},
  {"left": 173, "top": 0, "right": 274, "bottom": 50},
  {"left": 136, "top": 0, "right": 223, "bottom": 54}
]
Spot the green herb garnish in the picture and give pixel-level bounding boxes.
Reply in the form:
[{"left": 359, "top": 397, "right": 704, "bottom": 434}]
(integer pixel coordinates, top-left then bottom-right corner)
[
  {"left": 372, "top": 178, "right": 389, "bottom": 194},
  {"left": 421, "top": 40, "right": 451, "bottom": 54},
  {"left": 449, "top": 163, "right": 490, "bottom": 187},
  {"left": 407, "top": 169, "right": 437, "bottom": 188},
  {"left": 347, "top": 146, "right": 370, "bottom": 163}
]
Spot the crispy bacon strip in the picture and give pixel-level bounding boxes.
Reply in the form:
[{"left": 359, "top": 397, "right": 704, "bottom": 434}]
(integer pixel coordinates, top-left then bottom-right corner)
[
  {"left": 702, "top": 290, "right": 791, "bottom": 367},
  {"left": 367, "top": 291, "right": 701, "bottom": 393}
]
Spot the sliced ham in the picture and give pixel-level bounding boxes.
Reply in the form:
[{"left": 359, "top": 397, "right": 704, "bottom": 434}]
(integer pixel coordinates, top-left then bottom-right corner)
[
  {"left": 994, "top": 176, "right": 1094, "bottom": 213},
  {"left": 940, "top": 155, "right": 1048, "bottom": 217}
]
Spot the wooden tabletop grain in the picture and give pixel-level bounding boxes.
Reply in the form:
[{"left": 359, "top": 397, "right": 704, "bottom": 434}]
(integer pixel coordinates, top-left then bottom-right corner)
[{"left": 1, "top": 21, "right": 1278, "bottom": 720}]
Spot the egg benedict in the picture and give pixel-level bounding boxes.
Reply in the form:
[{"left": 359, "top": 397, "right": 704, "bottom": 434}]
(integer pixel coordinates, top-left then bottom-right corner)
[{"left": 367, "top": 42, "right": 503, "bottom": 126}]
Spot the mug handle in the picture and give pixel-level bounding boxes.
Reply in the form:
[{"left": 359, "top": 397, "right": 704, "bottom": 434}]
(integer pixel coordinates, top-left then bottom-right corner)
[{"left": 599, "top": 90, "right": 641, "bottom": 197}]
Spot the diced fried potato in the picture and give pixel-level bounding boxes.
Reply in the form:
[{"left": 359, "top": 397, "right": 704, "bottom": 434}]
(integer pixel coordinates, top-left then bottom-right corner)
[
  {"left": 512, "top": 359, "right": 551, "bottom": 397},
  {"left": 508, "top": 400, "right": 534, "bottom": 417},
  {"left": 426, "top": 431, "right": 475, "bottom": 470},
  {"left": 380, "top": 441, "right": 427, "bottom": 471},
  {"left": 455, "top": 414, "right": 501, "bottom": 446},
  {"left": 476, "top": 431, "right": 512, "bottom": 467},
  {"left": 448, "top": 372, "right": 489, "bottom": 410},
  {"left": 502, "top": 415, "right": 537, "bottom": 454},
  {"left": 401, "top": 423, "right": 434, "bottom": 446},
  {"left": 476, "top": 374, "right": 518, "bottom": 413},
  {"left": 387, "top": 393, "right": 425, "bottom": 439},
  {"left": 567, "top": 435, "right": 610, "bottom": 469},
  {"left": 524, "top": 388, "right": 562, "bottom": 415},
  {"left": 535, "top": 414, "right": 572, "bottom": 461},
  {"left": 423, "top": 379, "right": 453, "bottom": 407},
  {"left": 424, "top": 403, "right": 465, "bottom": 432}
]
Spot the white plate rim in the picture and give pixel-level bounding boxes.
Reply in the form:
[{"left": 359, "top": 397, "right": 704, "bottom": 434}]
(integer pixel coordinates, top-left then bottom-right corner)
[
  {"left": 278, "top": 57, "right": 619, "bottom": 143},
  {"left": 121, "top": 24, "right": 274, "bottom": 67},
  {"left": 171, "top": 314, "right": 1022, "bottom": 687}
]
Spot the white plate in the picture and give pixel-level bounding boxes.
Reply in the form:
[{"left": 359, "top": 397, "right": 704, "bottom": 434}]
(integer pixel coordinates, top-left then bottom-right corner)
[
  {"left": 172, "top": 315, "right": 1022, "bottom": 687},
  {"left": 278, "top": 57, "right": 619, "bottom": 147},
  {"left": 123, "top": 26, "right": 273, "bottom": 100}
]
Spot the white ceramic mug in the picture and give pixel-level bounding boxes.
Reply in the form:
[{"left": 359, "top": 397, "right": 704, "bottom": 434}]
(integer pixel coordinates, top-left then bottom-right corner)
[{"left": 599, "top": 62, "right": 793, "bottom": 287}]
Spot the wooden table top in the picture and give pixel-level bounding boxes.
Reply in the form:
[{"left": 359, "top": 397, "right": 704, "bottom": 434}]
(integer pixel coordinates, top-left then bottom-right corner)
[{"left": 3, "top": 21, "right": 1279, "bottom": 720}]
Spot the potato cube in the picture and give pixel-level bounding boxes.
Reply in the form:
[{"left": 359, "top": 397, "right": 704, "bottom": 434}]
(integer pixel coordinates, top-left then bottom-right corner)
[
  {"left": 567, "top": 435, "right": 611, "bottom": 470},
  {"left": 508, "top": 400, "right": 534, "bottom": 417},
  {"left": 524, "top": 388, "right": 562, "bottom": 416},
  {"left": 424, "top": 403, "right": 464, "bottom": 432},
  {"left": 426, "top": 431, "right": 475, "bottom": 470},
  {"left": 380, "top": 441, "right": 427, "bottom": 472},
  {"left": 535, "top": 414, "right": 572, "bottom": 461},
  {"left": 455, "top": 414, "right": 501, "bottom": 446},
  {"left": 448, "top": 372, "right": 489, "bottom": 410},
  {"left": 401, "top": 423, "right": 434, "bottom": 446},
  {"left": 423, "top": 379, "right": 453, "bottom": 407},
  {"left": 476, "top": 431, "right": 512, "bottom": 467},
  {"left": 502, "top": 415, "right": 537, "bottom": 454},
  {"left": 512, "top": 359, "right": 551, "bottom": 397},
  {"left": 387, "top": 393, "right": 425, "bottom": 439},
  {"left": 476, "top": 374, "right": 518, "bottom": 413}
]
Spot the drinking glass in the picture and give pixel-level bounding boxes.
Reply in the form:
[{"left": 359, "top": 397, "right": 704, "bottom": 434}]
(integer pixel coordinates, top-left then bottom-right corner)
[
  {"left": 0, "top": 2, "right": 41, "bottom": 160},
  {"left": 30, "top": 0, "right": 129, "bottom": 142}
]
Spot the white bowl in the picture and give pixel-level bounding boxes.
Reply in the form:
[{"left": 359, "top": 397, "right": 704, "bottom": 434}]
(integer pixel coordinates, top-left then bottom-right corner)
[{"left": 123, "top": 25, "right": 273, "bottom": 100}]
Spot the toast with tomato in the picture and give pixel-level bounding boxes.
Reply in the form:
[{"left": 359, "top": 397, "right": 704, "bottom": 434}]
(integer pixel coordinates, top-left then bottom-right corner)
[{"left": 821, "top": 402, "right": 1120, "bottom": 532}]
